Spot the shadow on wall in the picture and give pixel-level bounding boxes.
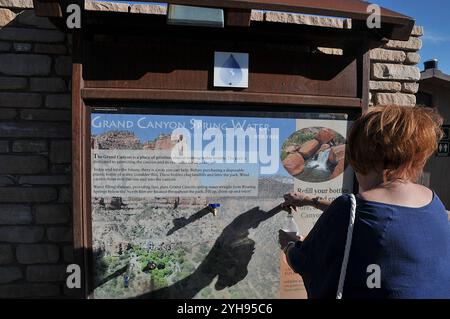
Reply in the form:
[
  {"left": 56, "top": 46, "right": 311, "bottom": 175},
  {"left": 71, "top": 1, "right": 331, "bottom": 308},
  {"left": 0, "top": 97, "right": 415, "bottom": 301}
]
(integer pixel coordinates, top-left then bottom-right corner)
[
  {"left": 83, "top": 204, "right": 284, "bottom": 299},
  {"left": 81, "top": 13, "right": 357, "bottom": 85},
  {"left": 136, "top": 204, "right": 283, "bottom": 299},
  {"left": 166, "top": 207, "right": 212, "bottom": 236},
  {"left": 0, "top": 8, "right": 74, "bottom": 299}
]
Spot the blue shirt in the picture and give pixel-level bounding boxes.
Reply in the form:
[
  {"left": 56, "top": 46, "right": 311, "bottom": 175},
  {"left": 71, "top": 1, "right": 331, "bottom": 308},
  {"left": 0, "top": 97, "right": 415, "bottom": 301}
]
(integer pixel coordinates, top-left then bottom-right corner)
[{"left": 288, "top": 193, "right": 450, "bottom": 299}]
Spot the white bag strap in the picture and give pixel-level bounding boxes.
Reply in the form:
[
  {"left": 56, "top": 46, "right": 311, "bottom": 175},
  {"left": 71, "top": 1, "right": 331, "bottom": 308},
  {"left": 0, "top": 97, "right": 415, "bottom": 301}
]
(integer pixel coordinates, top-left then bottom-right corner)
[{"left": 336, "top": 193, "right": 356, "bottom": 299}]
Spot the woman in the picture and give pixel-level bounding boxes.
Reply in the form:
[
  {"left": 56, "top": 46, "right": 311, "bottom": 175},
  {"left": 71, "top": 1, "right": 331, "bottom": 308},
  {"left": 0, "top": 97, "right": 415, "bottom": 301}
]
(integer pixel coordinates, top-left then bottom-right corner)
[{"left": 279, "top": 105, "right": 450, "bottom": 299}]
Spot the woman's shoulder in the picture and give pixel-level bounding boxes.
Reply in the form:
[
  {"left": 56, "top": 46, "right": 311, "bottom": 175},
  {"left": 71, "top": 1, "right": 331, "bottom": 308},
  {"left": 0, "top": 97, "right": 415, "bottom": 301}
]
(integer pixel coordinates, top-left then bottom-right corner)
[
  {"left": 309, "top": 194, "right": 353, "bottom": 230},
  {"left": 328, "top": 194, "right": 393, "bottom": 224},
  {"left": 329, "top": 194, "right": 353, "bottom": 209},
  {"left": 357, "top": 183, "right": 436, "bottom": 209},
  {"left": 322, "top": 194, "right": 354, "bottom": 220},
  {"left": 429, "top": 192, "right": 448, "bottom": 211}
]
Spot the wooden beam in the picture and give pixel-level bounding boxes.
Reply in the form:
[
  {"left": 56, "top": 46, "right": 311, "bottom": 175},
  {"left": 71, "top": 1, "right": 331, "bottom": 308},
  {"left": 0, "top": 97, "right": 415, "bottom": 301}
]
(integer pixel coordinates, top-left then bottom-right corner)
[
  {"left": 134, "top": 0, "right": 414, "bottom": 39},
  {"left": 226, "top": 8, "right": 251, "bottom": 27},
  {"left": 71, "top": 34, "right": 85, "bottom": 298},
  {"left": 81, "top": 88, "right": 362, "bottom": 108},
  {"left": 35, "top": 0, "right": 414, "bottom": 40},
  {"left": 361, "top": 46, "right": 371, "bottom": 112},
  {"left": 33, "top": 0, "right": 62, "bottom": 18}
]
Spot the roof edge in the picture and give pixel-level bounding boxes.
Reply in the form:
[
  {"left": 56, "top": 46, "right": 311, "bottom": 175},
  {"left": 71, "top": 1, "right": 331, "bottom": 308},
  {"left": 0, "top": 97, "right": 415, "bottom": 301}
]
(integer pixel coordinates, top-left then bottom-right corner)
[{"left": 33, "top": 0, "right": 415, "bottom": 40}]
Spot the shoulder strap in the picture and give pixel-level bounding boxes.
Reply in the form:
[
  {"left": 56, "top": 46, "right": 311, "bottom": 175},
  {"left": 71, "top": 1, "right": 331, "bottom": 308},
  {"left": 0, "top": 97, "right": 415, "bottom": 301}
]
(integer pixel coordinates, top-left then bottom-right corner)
[{"left": 336, "top": 193, "right": 356, "bottom": 300}]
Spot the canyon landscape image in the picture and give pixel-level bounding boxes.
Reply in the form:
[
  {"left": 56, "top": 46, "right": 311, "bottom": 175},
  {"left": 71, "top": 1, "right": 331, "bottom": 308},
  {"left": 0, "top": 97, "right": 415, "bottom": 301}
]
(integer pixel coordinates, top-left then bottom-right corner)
[{"left": 91, "top": 129, "right": 294, "bottom": 299}]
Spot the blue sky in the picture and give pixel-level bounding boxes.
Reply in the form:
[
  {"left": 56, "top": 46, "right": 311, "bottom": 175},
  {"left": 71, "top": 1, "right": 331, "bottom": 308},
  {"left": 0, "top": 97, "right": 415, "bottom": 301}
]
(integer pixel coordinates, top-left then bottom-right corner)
[
  {"left": 374, "top": 0, "right": 450, "bottom": 74},
  {"left": 101, "top": 0, "right": 450, "bottom": 74}
]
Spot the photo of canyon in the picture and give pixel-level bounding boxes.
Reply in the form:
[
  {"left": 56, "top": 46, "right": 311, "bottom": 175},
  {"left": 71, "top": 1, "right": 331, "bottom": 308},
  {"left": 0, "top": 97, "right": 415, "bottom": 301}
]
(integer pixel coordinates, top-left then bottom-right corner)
[
  {"left": 90, "top": 126, "right": 294, "bottom": 299},
  {"left": 281, "top": 127, "right": 347, "bottom": 183}
]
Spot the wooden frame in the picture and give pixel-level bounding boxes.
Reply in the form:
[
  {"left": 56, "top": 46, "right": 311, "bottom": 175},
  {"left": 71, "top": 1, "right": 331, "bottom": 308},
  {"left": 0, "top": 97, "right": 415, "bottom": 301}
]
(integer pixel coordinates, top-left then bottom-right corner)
[
  {"left": 70, "top": 7, "right": 376, "bottom": 298},
  {"left": 71, "top": 29, "right": 85, "bottom": 298}
]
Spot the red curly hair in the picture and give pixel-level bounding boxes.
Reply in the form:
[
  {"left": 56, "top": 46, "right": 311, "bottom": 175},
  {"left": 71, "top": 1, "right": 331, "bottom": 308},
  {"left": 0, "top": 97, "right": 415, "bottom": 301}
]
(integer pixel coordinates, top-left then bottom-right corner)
[{"left": 348, "top": 105, "right": 443, "bottom": 181}]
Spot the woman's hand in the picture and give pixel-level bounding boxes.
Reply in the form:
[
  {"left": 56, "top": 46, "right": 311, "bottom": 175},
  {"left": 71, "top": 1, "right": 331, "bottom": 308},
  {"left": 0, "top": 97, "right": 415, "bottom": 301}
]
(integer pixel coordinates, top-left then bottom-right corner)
[
  {"left": 278, "top": 229, "right": 303, "bottom": 250},
  {"left": 282, "top": 192, "right": 312, "bottom": 210}
]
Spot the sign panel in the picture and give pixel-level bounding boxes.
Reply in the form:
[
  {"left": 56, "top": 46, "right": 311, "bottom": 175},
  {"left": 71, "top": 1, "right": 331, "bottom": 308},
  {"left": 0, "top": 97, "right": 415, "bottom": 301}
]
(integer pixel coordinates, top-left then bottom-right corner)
[
  {"left": 90, "top": 107, "right": 354, "bottom": 299},
  {"left": 442, "top": 125, "right": 449, "bottom": 141},
  {"left": 214, "top": 52, "right": 249, "bottom": 88},
  {"left": 437, "top": 142, "right": 449, "bottom": 157}
]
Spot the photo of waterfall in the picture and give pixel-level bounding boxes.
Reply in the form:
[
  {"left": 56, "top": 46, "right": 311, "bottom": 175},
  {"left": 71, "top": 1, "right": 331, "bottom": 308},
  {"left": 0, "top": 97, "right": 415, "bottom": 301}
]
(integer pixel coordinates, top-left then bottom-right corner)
[{"left": 281, "top": 127, "right": 347, "bottom": 183}]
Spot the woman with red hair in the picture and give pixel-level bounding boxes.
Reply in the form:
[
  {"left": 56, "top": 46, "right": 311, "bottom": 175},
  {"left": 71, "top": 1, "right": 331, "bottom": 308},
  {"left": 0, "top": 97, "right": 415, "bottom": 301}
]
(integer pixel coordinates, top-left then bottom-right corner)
[{"left": 279, "top": 105, "right": 450, "bottom": 299}]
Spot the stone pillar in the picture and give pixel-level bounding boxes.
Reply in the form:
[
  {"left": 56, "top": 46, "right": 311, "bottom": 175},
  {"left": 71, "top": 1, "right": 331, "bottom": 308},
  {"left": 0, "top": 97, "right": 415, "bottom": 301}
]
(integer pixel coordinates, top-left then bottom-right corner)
[
  {"left": 0, "top": 1, "right": 73, "bottom": 298},
  {"left": 369, "top": 26, "right": 424, "bottom": 106}
]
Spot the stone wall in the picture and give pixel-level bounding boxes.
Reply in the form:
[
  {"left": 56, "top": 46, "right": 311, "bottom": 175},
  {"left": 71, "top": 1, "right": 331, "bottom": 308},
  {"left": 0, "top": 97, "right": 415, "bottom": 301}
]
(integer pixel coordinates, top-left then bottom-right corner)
[
  {"left": 0, "top": 1, "right": 423, "bottom": 298},
  {"left": 369, "top": 26, "right": 423, "bottom": 106},
  {"left": 0, "top": 1, "right": 73, "bottom": 298}
]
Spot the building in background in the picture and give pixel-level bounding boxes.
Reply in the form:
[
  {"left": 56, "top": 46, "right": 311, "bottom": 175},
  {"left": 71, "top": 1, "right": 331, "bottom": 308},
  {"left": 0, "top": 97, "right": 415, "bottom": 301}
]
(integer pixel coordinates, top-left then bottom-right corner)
[{"left": 418, "top": 59, "right": 450, "bottom": 209}]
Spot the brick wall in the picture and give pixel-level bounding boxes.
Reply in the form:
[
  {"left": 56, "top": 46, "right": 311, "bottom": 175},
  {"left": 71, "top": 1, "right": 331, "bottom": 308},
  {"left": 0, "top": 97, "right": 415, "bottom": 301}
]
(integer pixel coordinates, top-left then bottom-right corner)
[{"left": 0, "top": 1, "right": 73, "bottom": 298}]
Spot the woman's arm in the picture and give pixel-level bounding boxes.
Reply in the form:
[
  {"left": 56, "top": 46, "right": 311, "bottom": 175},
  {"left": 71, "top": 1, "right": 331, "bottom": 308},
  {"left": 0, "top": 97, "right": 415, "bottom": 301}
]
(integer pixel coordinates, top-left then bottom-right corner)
[
  {"left": 278, "top": 230, "right": 302, "bottom": 252},
  {"left": 282, "top": 192, "right": 332, "bottom": 212},
  {"left": 278, "top": 194, "right": 353, "bottom": 291},
  {"left": 278, "top": 230, "right": 303, "bottom": 273},
  {"left": 278, "top": 192, "right": 332, "bottom": 274}
]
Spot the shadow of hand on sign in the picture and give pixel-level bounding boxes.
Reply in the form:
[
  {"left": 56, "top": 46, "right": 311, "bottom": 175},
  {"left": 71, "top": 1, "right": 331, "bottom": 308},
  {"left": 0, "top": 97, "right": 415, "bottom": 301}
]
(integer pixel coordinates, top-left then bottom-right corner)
[
  {"left": 96, "top": 264, "right": 128, "bottom": 288},
  {"left": 135, "top": 205, "right": 283, "bottom": 299},
  {"left": 166, "top": 207, "right": 212, "bottom": 236}
]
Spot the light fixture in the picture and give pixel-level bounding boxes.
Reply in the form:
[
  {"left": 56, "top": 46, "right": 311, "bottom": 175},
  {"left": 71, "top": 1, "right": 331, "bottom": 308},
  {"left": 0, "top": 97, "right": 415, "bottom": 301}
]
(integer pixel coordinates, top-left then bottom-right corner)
[{"left": 167, "top": 4, "right": 224, "bottom": 28}]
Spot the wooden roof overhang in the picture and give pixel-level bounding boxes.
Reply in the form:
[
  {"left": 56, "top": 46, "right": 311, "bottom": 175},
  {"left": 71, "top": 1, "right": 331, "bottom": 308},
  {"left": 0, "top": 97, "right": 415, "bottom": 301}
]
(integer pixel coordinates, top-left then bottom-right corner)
[
  {"left": 31, "top": 0, "right": 416, "bottom": 109},
  {"left": 34, "top": 0, "right": 414, "bottom": 41},
  {"left": 421, "top": 69, "right": 450, "bottom": 89}
]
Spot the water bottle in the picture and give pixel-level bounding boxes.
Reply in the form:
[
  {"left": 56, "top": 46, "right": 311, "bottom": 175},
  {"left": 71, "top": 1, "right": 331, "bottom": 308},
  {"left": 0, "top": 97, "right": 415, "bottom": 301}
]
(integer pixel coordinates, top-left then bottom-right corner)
[
  {"left": 279, "top": 211, "right": 302, "bottom": 298},
  {"left": 282, "top": 212, "right": 299, "bottom": 237}
]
